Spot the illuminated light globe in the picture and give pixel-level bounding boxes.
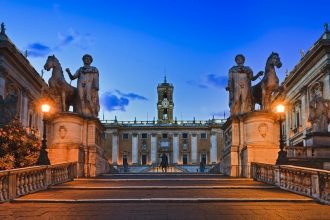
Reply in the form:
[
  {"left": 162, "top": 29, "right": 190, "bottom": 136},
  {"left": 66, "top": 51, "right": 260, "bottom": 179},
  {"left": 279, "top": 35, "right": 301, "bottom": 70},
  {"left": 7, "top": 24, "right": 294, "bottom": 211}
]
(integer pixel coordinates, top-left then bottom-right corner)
[
  {"left": 276, "top": 104, "right": 285, "bottom": 113},
  {"left": 41, "top": 104, "right": 50, "bottom": 113}
]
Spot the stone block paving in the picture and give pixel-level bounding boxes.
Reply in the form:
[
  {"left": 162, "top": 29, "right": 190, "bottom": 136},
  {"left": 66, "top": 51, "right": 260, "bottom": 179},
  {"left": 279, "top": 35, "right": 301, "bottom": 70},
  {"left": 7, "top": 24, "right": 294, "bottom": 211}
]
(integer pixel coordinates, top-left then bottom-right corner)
[
  {"left": 1, "top": 202, "right": 330, "bottom": 220},
  {"left": 1, "top": 174, "right": 329, "bottom": 219}
]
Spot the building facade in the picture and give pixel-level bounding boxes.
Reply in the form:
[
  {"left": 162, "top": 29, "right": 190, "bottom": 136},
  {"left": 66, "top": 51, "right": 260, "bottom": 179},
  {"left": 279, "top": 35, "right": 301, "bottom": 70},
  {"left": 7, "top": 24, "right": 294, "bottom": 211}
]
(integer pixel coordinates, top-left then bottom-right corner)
[
  {"left": 103, "top": 78, "right": 225, "bottom": 166},
  {"left": 0, "top": 23, "right": 47, "bottom": 132},
  {"left": 272, "top": 25, "right": 330, "bottom": 169}
]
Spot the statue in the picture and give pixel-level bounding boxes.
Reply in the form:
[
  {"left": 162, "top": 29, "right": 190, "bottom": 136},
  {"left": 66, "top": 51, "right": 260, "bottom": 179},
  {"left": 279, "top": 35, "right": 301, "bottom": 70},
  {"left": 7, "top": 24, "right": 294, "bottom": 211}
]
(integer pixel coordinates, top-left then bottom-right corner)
[
  {"left": 251, "top": 52, "right": 282, "bottom": 111},
  {"left": 226, "top": 54, "right": 263, "bottom": 115},
  {"left": 44, "top": 55, "right": 80, "bottom": 113},
  {"left": 308, "top": 83, "right": 330, "bottom": 132},
  {"left": 66, "top": 54, "right": 100, "bottom": 118}
]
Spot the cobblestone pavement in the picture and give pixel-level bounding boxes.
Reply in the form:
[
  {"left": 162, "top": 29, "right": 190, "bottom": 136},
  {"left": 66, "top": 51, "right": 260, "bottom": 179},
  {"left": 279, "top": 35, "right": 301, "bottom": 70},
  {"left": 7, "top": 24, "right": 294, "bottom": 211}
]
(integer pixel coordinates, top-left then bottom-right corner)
[{"left": 1, "top": 174, "right": 329, "bottom": 220}]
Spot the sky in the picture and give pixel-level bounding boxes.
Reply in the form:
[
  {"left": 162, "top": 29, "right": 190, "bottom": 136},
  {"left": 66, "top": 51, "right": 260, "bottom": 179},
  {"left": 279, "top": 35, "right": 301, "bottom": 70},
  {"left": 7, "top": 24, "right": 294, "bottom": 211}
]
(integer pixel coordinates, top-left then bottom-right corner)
[{"left": 1, "top": 0, "right": 329, "bottom": 121}]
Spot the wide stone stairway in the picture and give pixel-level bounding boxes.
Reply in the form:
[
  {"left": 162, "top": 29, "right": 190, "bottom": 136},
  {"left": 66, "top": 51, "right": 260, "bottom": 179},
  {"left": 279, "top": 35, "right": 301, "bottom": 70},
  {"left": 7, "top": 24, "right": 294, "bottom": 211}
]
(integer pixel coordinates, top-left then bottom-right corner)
[{"left": 1, "top": 173, "right": 330, "bottom": 220}]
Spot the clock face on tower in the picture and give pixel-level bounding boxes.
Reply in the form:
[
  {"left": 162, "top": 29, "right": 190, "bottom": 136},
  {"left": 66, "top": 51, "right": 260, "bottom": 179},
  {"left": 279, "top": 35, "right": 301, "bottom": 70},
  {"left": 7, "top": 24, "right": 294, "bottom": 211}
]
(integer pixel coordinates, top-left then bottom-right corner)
[{"left": 162, "top": 98, "right": 169, "bottom": 108}]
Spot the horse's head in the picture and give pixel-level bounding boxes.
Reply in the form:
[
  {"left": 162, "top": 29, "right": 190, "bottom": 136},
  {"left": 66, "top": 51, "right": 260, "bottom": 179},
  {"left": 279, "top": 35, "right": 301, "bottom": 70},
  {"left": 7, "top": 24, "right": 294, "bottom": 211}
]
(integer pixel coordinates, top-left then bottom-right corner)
[
  {"left": 44, "top": 55, "right": 58, "bottom": 71},
  {"left": 267, "top": 52, "right": 282, "bottom": 69}
]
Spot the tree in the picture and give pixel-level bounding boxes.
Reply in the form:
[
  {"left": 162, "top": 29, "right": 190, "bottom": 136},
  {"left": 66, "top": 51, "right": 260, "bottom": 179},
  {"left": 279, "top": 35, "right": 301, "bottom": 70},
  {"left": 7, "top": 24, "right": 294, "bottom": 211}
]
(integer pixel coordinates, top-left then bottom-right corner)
[{"left": 0, "top": 118, "right": 41, "bottom": 170}]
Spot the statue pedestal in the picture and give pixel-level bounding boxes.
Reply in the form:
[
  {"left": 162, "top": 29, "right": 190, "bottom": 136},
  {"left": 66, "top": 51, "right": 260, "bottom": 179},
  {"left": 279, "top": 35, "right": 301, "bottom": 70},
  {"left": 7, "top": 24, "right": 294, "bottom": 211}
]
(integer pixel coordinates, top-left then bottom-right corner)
[
  {"left": 47, "top": 112, "right": 110, "bottom": 177},
  {"left": 221, "top": 111, "right": 279, "bottom": 177}
]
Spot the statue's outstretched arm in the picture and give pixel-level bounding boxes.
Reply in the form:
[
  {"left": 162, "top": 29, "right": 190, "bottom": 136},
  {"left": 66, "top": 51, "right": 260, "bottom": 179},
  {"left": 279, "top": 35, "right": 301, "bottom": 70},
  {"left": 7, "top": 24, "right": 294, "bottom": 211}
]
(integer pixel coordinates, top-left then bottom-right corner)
[
  {"left": 65, "top": 68, "right": 78, "bottom": 80},
  {"left": 252, "top": 71, "right": 264, "bottom": 81}
]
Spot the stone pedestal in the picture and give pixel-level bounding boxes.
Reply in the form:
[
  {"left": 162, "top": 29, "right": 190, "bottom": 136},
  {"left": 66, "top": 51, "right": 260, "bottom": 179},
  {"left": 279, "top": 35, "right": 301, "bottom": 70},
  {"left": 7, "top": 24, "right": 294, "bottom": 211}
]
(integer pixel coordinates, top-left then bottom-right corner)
[
  {"left": 47, "top": 112, "right": 110, "bottom": 177},
  {"left": 221, "top": 111, "right": 280, "bottom": 177},
  {"left": 305, "top": 132, "right": 330, "bottom": 147}
]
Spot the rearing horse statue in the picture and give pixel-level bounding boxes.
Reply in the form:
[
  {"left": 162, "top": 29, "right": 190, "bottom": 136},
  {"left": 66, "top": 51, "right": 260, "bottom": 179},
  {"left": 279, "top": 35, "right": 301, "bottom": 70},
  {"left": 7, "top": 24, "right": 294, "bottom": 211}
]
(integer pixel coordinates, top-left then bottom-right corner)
[
  {"left": 251, "top": 52, "right": 282, "bottom": 111},
  {"left": 44, "top": 55, "right": 80, "bottom": 112}
]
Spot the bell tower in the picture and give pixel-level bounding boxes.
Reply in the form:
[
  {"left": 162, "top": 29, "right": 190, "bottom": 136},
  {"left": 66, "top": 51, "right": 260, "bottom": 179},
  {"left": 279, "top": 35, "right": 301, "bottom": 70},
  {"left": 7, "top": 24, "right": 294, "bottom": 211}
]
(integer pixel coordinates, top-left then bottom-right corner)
[{"left": 157, "top": 76, "right": 174, "bottom": 123}]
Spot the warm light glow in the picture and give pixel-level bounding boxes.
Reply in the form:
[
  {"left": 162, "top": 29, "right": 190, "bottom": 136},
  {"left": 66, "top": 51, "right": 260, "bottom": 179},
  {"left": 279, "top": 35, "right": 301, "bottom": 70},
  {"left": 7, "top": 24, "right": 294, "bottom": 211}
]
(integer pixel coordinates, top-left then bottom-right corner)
[
  {"left": 41, "top": 104, "right": 50, "bottom": 113},
  {"left": 276, "top": 104, "right": 285, "bottom": 113}
]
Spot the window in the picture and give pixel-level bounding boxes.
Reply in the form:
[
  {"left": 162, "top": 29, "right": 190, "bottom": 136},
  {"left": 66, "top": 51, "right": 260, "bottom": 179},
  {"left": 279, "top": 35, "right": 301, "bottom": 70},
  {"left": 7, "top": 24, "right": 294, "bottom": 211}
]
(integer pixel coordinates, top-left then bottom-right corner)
[
  {"left": 182, "top": 133, "right": 188, "bottom": 139},
  {"left": 292, "top": 101, "right": 301, "bottom": 132},
  {"left": 122, "top": 133, "right": 129, "bottom": 140},
  {"left": 182, "top": 154, "right": 188, "bottom": 165},
  {"left": 201, "top": 133, "right": 207, "bottom": 139},
  {"left": 162, "top": 133, "right": 168, "bottom": 139},
  {"left": 141, "top": 133, "right": 148, "bottom": 139}
]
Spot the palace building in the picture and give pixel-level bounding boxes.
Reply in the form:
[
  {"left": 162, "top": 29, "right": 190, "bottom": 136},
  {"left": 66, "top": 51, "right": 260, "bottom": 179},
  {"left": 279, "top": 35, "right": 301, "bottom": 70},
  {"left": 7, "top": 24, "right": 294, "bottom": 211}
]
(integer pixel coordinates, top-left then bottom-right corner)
[
  {"left": 273, "top": 24, "right": 330, "bottom": 169},
  {"left": 0, "top": 23, "right": 47, "bottom": 132},
  {"left": 102, "top": 77, "right": 225, "bottom": 167}
]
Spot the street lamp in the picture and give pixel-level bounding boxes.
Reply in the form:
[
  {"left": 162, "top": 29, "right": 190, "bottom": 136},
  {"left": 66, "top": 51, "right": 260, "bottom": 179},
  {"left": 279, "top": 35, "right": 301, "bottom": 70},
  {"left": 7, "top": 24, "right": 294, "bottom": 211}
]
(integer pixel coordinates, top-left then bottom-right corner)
[
  {"left": 275, "top": 104, "right": 287, "bottom": 165},
  {"left": 36, "top": 103, "right": 51, "bottom": 165}
]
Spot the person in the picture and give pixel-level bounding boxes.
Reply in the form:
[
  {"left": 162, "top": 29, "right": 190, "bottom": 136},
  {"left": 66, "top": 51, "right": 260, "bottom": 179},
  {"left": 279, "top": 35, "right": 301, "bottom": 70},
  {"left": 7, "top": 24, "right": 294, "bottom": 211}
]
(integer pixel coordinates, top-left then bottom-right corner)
[
  {"left": 123, "top": 159, "right": 128, "bottom": 173},
  {"left": 199, "top": 161, "right": 205, "bottom": 173},
  {"left": 66, "top": 54, "right": 100, "bottom": 117},
  {"left": 226, "top": 54, "right": 262, "bottom": 115},
  {"left": 160, "top": 152, "right": 168, "bottom": 173}
]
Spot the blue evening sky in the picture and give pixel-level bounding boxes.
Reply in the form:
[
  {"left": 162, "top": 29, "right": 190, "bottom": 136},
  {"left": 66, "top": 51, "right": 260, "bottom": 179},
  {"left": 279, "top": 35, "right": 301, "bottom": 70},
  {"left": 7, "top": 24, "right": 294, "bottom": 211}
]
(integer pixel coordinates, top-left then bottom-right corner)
[{"left": 1, "top": 0, "right": 329, "bottom": 121}]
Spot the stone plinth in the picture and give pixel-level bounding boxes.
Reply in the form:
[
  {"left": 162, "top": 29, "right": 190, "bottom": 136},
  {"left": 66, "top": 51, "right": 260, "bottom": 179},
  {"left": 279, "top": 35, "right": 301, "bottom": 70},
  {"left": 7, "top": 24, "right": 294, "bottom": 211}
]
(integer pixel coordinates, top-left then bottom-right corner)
[
  {"left": 221, "top": 111, "right": 279, "bottom": 177},
  {"left": 305, "top": 132, "right": 330, "bottom": 147},
  {"left": 47, "top": 112, "right": 110, "bottom": 177}
]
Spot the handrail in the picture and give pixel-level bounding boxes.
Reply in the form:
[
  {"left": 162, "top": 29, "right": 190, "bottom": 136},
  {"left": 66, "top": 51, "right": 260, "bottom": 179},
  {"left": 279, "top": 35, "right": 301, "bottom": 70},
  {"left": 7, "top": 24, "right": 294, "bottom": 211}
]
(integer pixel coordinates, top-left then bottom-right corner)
[{"left": 0, "top": 162, "right": 77, "bottom": 202}]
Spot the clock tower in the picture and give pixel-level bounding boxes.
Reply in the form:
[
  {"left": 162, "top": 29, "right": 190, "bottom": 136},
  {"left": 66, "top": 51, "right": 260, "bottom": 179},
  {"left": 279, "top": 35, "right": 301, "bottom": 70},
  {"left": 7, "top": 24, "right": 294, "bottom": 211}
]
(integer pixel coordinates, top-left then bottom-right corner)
[{"left": 157, "top": 76, "right": 174, "bottom": 123}]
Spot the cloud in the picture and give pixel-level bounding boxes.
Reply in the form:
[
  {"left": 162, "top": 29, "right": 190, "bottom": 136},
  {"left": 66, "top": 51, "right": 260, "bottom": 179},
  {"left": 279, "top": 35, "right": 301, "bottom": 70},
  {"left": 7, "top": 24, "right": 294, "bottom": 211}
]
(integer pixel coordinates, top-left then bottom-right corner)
[
  {"left": 25, "top": 29, "right": 94, "bottom": 58},
  {"left": 101, "top": 90, "right": 148, "bottom": 112},
  {"left": 26, "top": 43, "right": 51, "bottom": 57},
  {"left": 114, "top": 89, "right": 148, "bottom": 101},
  {"left": 101, "top": 92, "right": 129, "bottom": 111},
  {"left": 187, "top": 73, "right": 228, "bottom": 89},
  {"left": 205, "top": 74, "right": 228, "bottom": 88}
]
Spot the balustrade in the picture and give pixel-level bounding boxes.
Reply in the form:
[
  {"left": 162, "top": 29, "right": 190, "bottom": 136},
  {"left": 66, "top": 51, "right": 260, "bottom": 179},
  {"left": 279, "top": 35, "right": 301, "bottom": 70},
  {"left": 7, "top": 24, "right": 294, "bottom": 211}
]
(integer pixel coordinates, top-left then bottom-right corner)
[
  {"left": 0, "top": 162, "right": 76, "bottom": 202},
  {"left": 251, "top": 162, "right": 330, "bottom": 205}
]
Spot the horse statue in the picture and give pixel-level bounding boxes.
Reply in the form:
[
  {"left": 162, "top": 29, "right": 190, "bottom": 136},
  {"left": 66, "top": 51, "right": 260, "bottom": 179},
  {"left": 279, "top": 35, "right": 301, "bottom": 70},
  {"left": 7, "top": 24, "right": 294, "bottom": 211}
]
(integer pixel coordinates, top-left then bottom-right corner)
[
  {"left": 251, "top": 52, "right": 282, "bottom": 111},
  {"left": 44, "top": 55, "right": 80, "bottom": 113}
]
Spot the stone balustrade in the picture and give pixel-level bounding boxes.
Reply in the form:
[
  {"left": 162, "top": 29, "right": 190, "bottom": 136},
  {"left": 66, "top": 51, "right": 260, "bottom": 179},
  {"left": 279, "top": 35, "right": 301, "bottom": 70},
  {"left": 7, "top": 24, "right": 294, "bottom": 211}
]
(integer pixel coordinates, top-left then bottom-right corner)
[
  {"left": 0, "top": 162, "right": 77, "bottom": 202},
  {"left": 251, "top": 162, "right": 330, "bottom": 205}
]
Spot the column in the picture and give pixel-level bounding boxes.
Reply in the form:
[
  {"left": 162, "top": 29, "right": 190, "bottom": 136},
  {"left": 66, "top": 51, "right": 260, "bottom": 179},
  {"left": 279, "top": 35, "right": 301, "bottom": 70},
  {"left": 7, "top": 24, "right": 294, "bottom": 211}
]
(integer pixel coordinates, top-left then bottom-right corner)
[
  {"left": 112, "top": 132, "right": 118, "bottom": 165},
  {"left": 172, "top": 134, "right": 179, "bottom": 164},
  {"left": 132, "top": 133, "right": 138, "bottom": 164},
  {"left": 0, "top": 72, "right": 5, "bottom": 98},
  {"left": 210, "top": 131, "right": 217, "bottom": 164},
  {"left": 151, "top": 134, "right": 157, "bottom": 164},
  {"left": 20, "top": 89, "right": 29, "bottom": 127},
  {"left": 191, "top": 134, "right": 197, "bottom": 164}
]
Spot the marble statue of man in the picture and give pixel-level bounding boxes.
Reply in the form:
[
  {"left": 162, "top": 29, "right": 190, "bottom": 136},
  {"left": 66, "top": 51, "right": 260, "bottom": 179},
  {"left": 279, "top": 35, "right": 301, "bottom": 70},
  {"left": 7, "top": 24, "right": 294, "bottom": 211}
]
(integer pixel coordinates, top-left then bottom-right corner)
[
  {"left": 66, "top": 54, "right": 100, "bottom": 118},
  {"left": 308, "top": 85, "right": 330, "bottom": 132},
  {"left": 226, "top": 54, "right": 262, "bottom": 116}
]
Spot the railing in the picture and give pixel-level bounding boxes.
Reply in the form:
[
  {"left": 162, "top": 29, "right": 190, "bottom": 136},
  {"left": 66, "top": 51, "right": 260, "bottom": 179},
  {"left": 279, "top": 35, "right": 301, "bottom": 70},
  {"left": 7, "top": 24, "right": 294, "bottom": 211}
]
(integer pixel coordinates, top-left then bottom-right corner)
[
  {"left": 0, "top": 162, "right": 77, "bottom": 202},
  {"left": 101, "top": 119, "right": 226, "bottom": 127},
  {"left": 251, "top": 162, "right": 330, "bottom": 205}
]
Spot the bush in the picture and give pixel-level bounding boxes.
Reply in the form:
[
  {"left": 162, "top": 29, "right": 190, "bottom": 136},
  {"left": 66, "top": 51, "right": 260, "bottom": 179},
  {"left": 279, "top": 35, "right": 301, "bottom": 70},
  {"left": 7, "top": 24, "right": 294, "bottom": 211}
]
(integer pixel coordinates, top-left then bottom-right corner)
[{"left": 0, "top": 118, "right": 41, "bottom": 170}]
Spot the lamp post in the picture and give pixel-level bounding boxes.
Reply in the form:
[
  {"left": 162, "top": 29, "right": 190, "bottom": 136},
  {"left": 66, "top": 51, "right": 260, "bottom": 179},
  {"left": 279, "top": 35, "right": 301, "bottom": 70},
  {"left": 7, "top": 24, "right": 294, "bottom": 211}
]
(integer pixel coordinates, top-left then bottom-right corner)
[
  {"left": 36, "top": 103, "right": 51, "bottom": 165},
  {"left": 275, "top": 104, "right": 287, "bottom": 165}
]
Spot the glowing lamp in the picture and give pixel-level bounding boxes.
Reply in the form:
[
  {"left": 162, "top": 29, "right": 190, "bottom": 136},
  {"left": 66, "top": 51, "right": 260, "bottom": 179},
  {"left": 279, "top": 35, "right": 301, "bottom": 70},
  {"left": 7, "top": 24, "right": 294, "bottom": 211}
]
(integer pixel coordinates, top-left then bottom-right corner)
[{"left": 41, "top": 104, "right": 50, "bottom": 113}]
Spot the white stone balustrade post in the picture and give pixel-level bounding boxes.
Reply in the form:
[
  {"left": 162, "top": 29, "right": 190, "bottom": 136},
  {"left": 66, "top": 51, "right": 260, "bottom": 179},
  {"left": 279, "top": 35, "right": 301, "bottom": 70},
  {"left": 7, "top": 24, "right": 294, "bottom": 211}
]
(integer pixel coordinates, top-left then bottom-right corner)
[
  {"left": 151, "top": 134, "right": 157, "bottom": 164},
  {"left": 132, "top": 133, "right": 138, "bottom": 164},
  {"left": 210, "top": 131, "right": 217, "bottom": 164},
  {"left": 173, "top": 134, "right": 179, "bottom": 164},
  {"left": 191, "top": 134, "right": 197, "bottom": 164},
  {"left": 112, "top": 132, "right": 118, "bottom": 165}
]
